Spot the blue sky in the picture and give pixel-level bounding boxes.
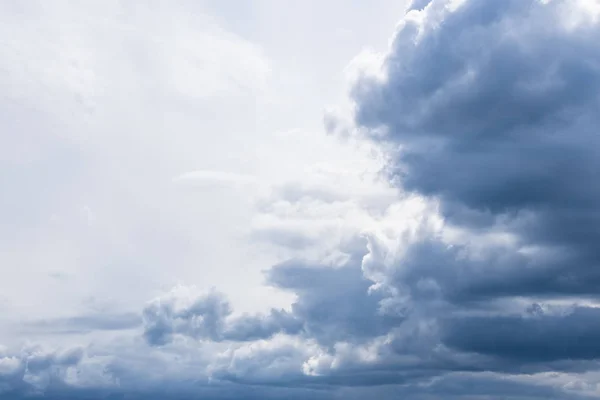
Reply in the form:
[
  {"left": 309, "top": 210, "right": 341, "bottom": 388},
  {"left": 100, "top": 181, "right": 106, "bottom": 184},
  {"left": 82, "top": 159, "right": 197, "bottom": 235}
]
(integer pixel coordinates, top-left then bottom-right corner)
[{"left": 2, "top": 0, "right": 600, "bottom": 398}]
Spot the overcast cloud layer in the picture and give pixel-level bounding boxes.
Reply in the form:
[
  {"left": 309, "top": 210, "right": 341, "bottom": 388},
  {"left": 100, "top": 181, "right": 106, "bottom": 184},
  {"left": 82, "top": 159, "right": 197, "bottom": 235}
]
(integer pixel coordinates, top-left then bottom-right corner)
[{"left": 3, "top": 0, "right": 600, "bottom": 399}]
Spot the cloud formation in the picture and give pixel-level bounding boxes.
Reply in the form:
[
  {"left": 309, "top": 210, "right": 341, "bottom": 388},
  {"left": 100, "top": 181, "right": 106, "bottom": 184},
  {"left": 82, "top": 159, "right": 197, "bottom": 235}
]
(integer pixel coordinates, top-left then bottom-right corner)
[
  {"left": 5, "top": 0, "right": 600, "bottom": 399},
  {"left": 142, "top": 286, "right": 302, "bottom": 345},
  {"left": 0, "top": 344, "right": 85, "bottom": 396},
  {"left": 330, "top": 0, "right": 600, "bottom": 391},
  {"left": 351, "top": 0, "right": 600, "bottom": 321}
]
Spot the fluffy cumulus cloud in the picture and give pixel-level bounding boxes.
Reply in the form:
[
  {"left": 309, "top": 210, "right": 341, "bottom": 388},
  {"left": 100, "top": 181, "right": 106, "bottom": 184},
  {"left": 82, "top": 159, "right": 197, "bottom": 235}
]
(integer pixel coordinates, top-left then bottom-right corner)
[
  {"left": 0, "top": 344, "right": 86, "bottom": 396},
  {"left": 5, "top": 0, "right": 600, "bottom": 399},
  {"left": 142, "top": 286, "right": 302, "bottom": 345}
]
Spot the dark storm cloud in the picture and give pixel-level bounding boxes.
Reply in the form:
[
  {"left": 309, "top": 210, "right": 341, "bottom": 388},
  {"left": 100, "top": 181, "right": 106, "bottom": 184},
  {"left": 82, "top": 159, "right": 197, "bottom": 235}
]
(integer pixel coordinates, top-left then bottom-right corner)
[
  {"left": 353, "top": 0, "right": 600, "bottom": 251},
  {"left": 341, "top": 0, "right": 600, "bottom": 383},
  {"left": 353, "top": 0, "right": 600, "bottom": 226},
  {"left": 441, "top": 306, "right": 600, "bottom": 362},
  {"left": 351, "top": 0, "right": 600, "bottom": 305},
  {"left": 354, "top": 0, "right": 600, "bottom": 222},
  {"left": 265, "top": 255, "right": 405, "bottom": 346}
]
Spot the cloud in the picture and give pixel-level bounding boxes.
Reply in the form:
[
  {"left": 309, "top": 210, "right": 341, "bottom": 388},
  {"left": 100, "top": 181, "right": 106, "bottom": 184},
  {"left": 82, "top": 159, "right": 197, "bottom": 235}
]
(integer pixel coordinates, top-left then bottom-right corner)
[
  {"left": 142, "top": 286, "right": 302, "bottom": 345},
  {"left": 5, "top": 0, "right": 600, "bottom": 398},
  {"left": 441, "top": 306, "right": 600, "bottom": 362},
  {"left": 0, "top": 344, "right": 86, "bottom": 396},
  {"left": 266, "top": 256, "right": 405, "bottom": 346},
  {"left": 348, "top": 0, "right": 600, "bottom": 300},
  {"left": 353, "top": 0, "right": 600, "bottom": 245},
  {"left": 283, "top": 0, "right": 600, "bottom": 394},
  {"left": 314, "top": 0, "right": 600, "bottom": 388}
]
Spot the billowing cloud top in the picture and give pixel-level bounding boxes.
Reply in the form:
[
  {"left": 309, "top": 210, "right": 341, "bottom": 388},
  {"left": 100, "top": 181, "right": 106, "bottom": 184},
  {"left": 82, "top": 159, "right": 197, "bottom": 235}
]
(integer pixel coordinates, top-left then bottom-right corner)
[{"left": 3, "top": 0, "right": 600, "bottom": 399}]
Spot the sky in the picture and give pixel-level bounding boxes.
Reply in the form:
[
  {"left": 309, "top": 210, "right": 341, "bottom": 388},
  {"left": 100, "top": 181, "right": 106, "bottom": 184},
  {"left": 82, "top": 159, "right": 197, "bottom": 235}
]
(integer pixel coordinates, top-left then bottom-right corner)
[{"left": 2, "top": 0, "right": 600, "bottom": 398}]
